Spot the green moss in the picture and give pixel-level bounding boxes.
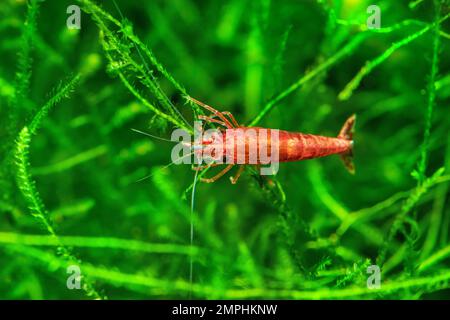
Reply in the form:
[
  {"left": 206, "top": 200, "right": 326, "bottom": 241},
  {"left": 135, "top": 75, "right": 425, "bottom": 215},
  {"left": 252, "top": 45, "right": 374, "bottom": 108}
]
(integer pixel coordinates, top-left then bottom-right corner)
[{"left": 0, "top": 0, "right": 449, "bottom": 299}]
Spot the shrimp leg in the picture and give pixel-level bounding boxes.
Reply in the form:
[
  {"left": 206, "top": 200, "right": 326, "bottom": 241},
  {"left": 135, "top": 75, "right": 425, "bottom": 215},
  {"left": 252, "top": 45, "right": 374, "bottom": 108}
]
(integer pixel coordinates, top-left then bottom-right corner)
[
  {"left": 187, "top": 96, "right": 235, "bottom": 128},
  {"left": 198, "top": 115, "right": 228, "bottom": 128},
  {"left": 221, "top": 112, "right": 240, "bottom": 128},
  {"left": 201, "top": 164, "right": 234, "bottom": 183},
  {"left": 200, "top": 110, "right": 240, "bottom": 128},
  {"left": 229, "top": 165, "right": 245, "bottom": 184},
  {"left": 192, "top": 163, "right": 222, "bottom": 171}
]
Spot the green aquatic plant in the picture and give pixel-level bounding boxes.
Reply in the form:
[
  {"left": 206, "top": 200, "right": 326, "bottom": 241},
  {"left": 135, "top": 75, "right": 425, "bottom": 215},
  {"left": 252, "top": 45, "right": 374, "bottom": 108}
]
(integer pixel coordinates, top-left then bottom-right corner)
[
  {"left": 13, "top": 75, "right": 103, "bottom": 299},
  {"left": 0, "top": 0, "right": 449, "bottom": 299}
]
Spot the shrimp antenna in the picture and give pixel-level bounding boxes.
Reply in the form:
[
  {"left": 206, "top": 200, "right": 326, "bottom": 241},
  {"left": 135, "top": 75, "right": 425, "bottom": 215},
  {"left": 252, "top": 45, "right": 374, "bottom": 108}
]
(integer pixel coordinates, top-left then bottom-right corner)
[
  {"left": 189, "top": 166, "right": 199, "bottom": 299},
  {"left": 112, "top": 0, "right": 192, "bottom": 130},
  {"left": 134, "top": 151, "right": 195, "bottom": 183},
  {"left": 131, "top": 128, "right": 177, "bottom": 143}
]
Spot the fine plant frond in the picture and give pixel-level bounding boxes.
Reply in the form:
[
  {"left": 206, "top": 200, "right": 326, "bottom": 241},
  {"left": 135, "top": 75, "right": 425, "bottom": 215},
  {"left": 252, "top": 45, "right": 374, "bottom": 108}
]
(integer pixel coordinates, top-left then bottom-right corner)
[
  {"left": 14, "top": 126, "right": 103, "bottom": 299},
  {"left": 8, "top": 245, "right": 450, "bottom": 299},
  {"left": 29, "top": 74, "right": 81, "bottom": 135},
  {"left": 250, "top": 33, "right": 367, "bottom": 126},
  {"left": 0, "top": 232, "right": 200, "bottom": 256},
  {"left": 12, "top": 0, "right": 40, "bottom": 109},
  {"left": 14, "top": 127, "right": 50, "bottom": 230},
  {"left": 77, "top": 0, "right": 191, "bottom": 132},
  {"left": 414, "top": 0, "right": 443, "bottom": 185},
  {"left": 338, "top": 12, "right": 450, "bottom": 101},
  {"left": 12, "top": 74, "right": 105, "bottom": 299},
  {"left": 378, "top": 167, "right": 446, "bottom": 265}
]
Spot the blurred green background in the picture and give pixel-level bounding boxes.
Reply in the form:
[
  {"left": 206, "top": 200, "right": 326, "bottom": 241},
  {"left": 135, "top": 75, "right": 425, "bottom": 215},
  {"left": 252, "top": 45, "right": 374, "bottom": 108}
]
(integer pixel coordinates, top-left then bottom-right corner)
[{"left": 0, "top": 0, "right": 449, "bottom": 299}]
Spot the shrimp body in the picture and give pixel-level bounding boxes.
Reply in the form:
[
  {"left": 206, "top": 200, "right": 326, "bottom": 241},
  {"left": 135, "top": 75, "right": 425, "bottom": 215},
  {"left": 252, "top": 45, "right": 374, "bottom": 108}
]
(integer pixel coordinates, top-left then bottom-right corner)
[
  {"left": 188, "top": 96, "right": 355, "bottom": 183},
  {"left": 276, "top": 130, "right": 353, "bottom": 162},
  {"left": 210, "top": 129, "right": 352, "bottom": 164}
]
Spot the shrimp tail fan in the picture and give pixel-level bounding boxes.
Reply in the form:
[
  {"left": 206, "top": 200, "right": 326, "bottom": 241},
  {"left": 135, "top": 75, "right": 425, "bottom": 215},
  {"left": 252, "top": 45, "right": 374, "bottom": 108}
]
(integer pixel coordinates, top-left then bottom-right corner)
[{"left": 337, "top": 114, "right": 356, "bottom": 174}]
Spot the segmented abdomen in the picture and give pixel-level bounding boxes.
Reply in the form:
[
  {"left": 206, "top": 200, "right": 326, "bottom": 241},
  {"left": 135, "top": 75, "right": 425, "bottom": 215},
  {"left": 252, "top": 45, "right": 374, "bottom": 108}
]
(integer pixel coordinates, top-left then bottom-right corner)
[
  {"left": 219, "top": 128, "right": 352, "bottom": 164},
  {"left": 277, "top": 131, "right": 352, "bottom": 162}
]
